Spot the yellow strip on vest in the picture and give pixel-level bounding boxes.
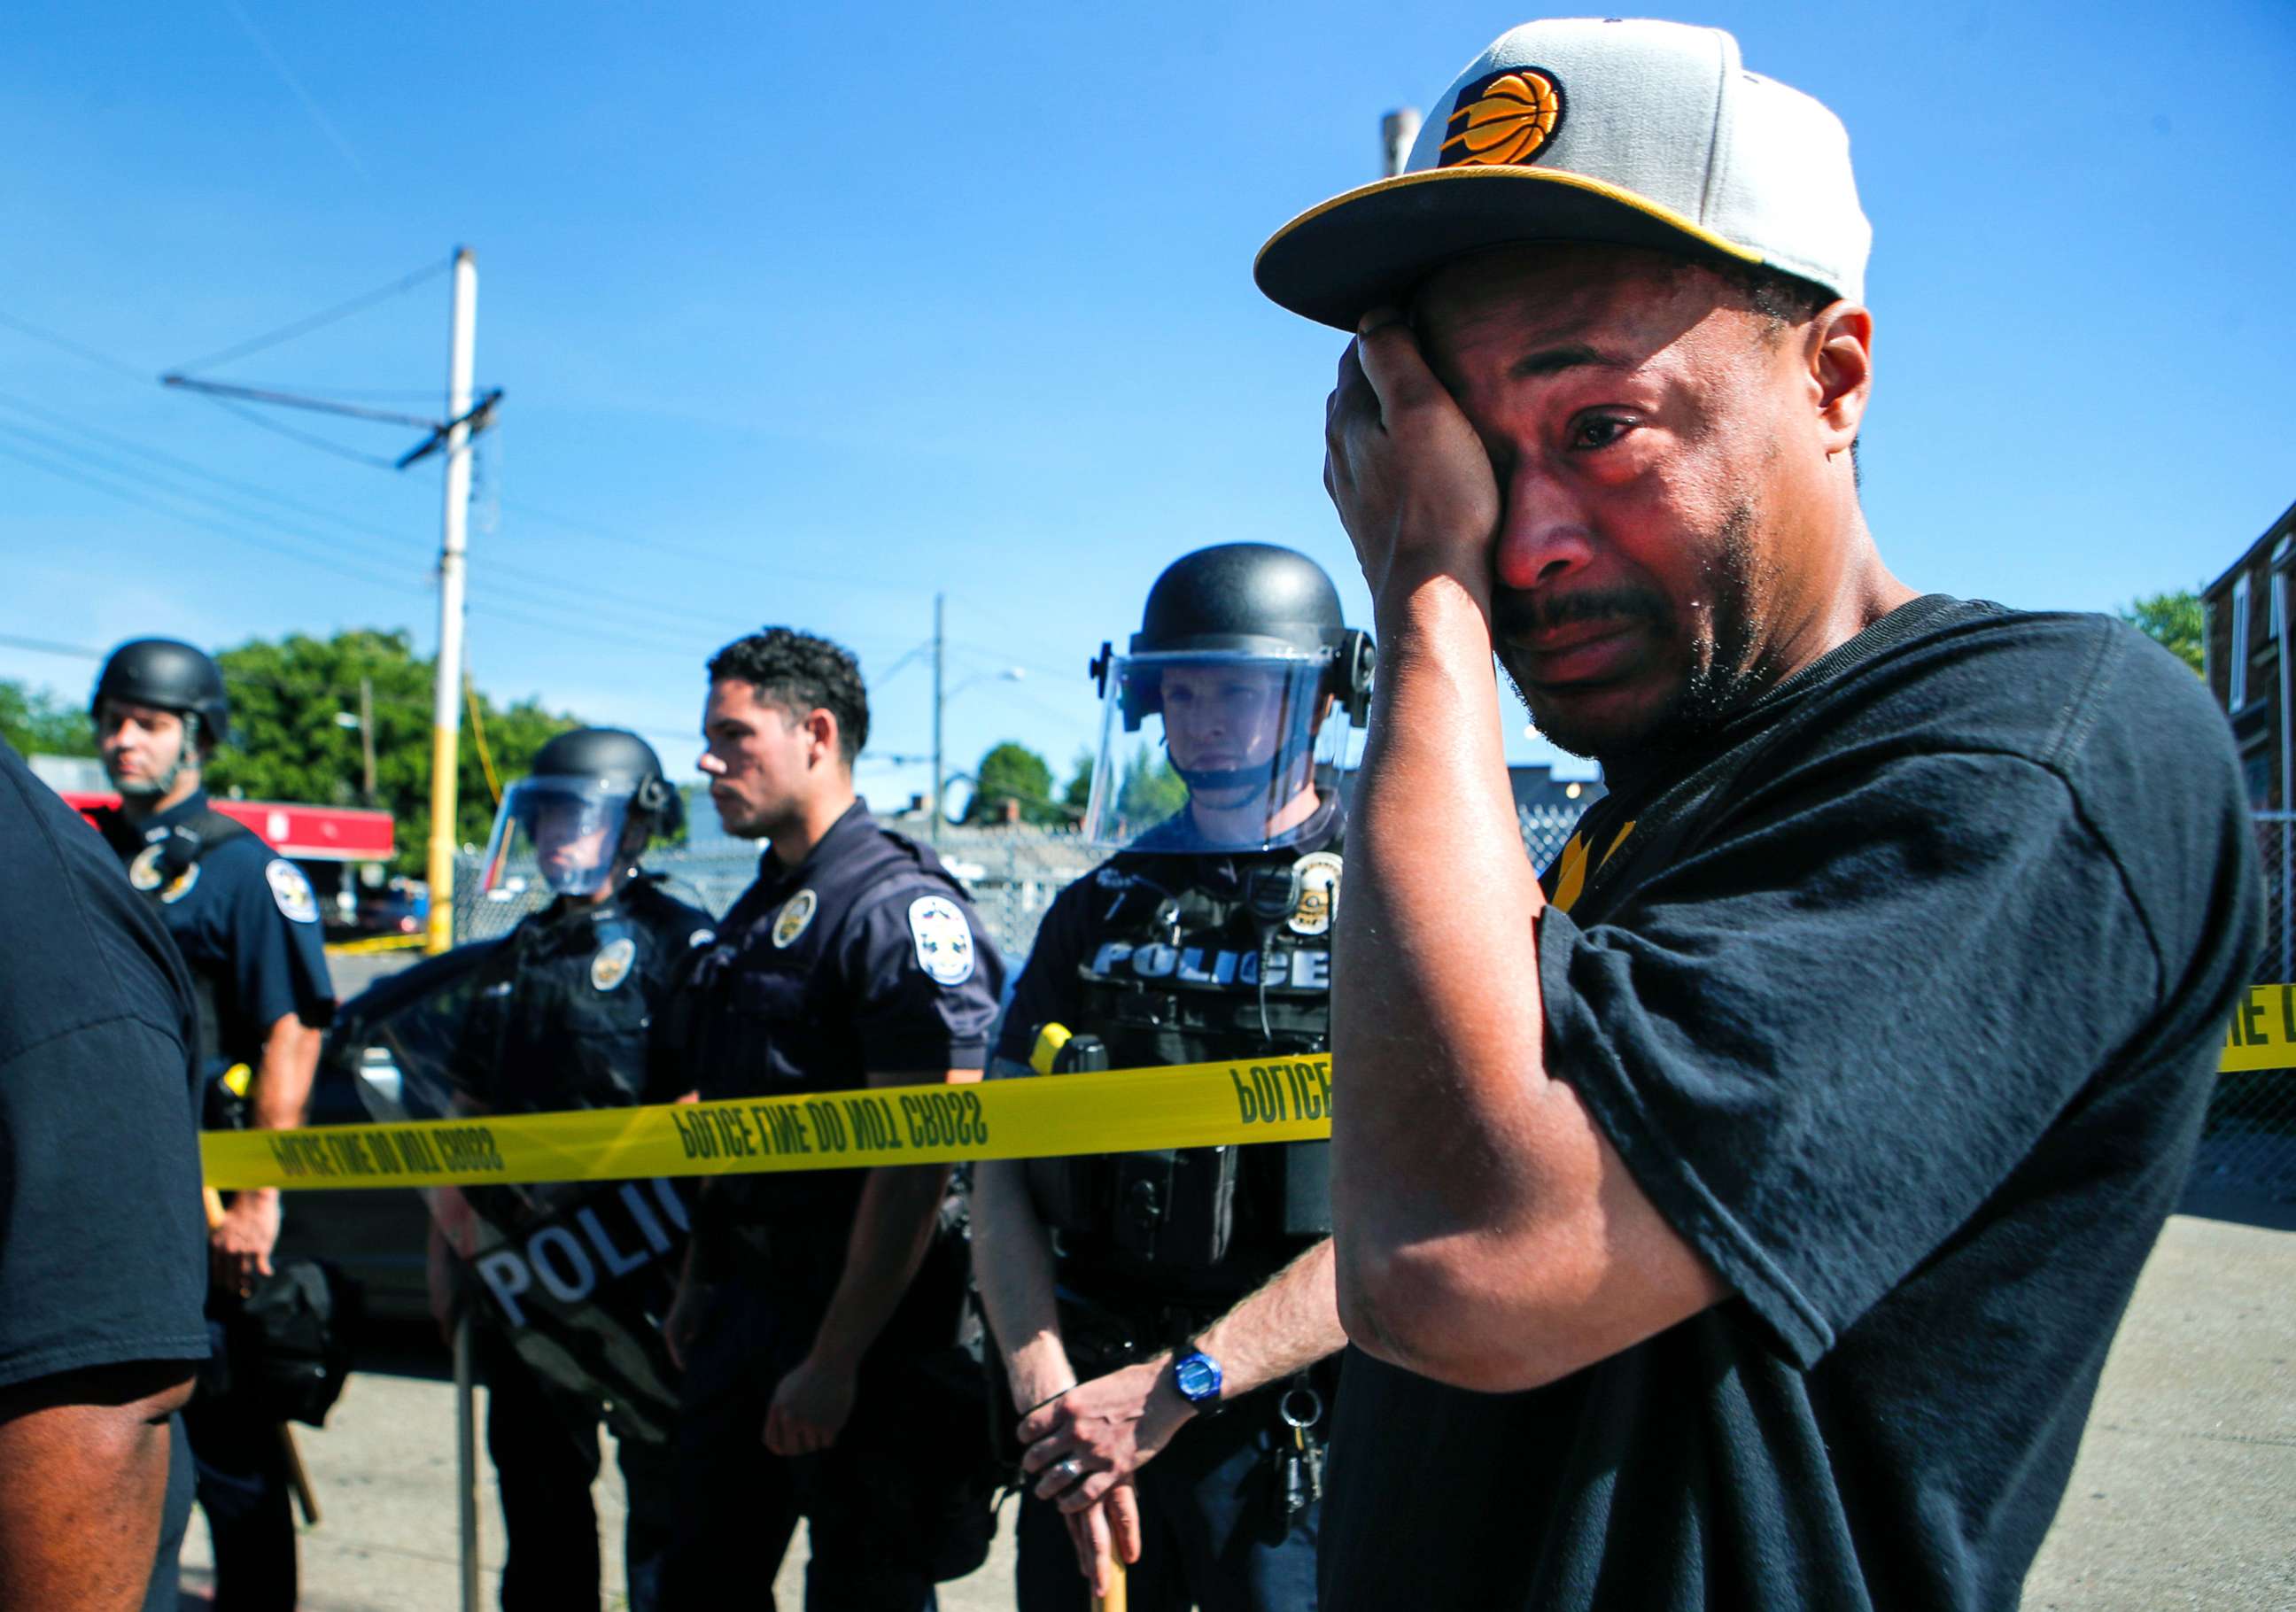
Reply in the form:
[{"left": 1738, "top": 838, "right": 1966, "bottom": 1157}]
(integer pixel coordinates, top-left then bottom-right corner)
[
  {"left": 200, "top": 1057, "right": 1336, "bottom": 1191},
  {"left": 2221, "top": 985, "right": 2296, "bottom": 1073}
]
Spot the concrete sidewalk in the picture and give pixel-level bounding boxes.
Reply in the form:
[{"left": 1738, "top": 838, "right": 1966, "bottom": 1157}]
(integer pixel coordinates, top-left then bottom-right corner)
[
  {"left": 2020, "top": 1195, "right": 2294, "bottom": 1611},
  {"left": 179, "top": 1204, "right": 2293, "bottom": 1609}
]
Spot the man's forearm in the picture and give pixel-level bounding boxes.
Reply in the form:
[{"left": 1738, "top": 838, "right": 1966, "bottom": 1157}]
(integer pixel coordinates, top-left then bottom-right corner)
[
  {"left": 0, "top": 1365, "right": 194, "bottom": 1611},
  {"left": 1332, "top": 581, "right": 1557, "bottom": 1352},
  {"left": 1193, "top": 1238, "right": 1346, "bottom": 1399},
  {"left": 248, "top": 1015, "right": 319, "bottom": 1132},
  {"left": 971, "top": 1158, "right": 1075, "bottom": 1409},
  {"left": 804, "top": 1162, "right": 950, "bottom": 1368}
]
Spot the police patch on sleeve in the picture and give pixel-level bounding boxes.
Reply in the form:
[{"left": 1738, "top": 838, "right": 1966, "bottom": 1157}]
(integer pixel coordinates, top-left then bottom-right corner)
[
  {"left": 591, "top": 936, "right": 637, "bottom": 992},
  {"left": 1290, "top": 851, "right": 1342, "bottom": 937},
  {"left": 266, "top": 859, "right": 319, "bottom": 924},
  {"left": 907, "top": 895, "right": 976, "bottom": 987}
]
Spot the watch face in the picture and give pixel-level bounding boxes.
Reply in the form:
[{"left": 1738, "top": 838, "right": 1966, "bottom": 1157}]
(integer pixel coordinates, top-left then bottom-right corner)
[{"left": 1175, "top": 1353, "right": 1222, "bottom": 1402}]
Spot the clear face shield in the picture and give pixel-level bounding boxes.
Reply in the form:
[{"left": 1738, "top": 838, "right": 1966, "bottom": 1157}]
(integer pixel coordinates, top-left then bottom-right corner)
[
  {"left": 479, "top": 777, "right": 641, "bottom": 899},
  {"left": 1082, "top": 652, "right": 1351, "bottom": 852}
]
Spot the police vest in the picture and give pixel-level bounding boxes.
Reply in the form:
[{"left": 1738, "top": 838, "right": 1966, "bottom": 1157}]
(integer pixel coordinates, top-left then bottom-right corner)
[
  {"left": 1033, "top": 833, "right": 1343, "bottom": 1307},
  {"left": 679, "top": 820, "right": 981, "bottom": 1233},
  {"left": 461, "top": 877, "right": 710, "bottom": 1119},
  {"left": 95, "top": 802, "right": 253, "bottom": 1069}
]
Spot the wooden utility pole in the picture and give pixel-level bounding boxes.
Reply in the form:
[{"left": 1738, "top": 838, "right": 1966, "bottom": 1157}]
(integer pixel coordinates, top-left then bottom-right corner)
[
  {"left": 357, "top": 674, "right": 377, "bottom": 803},
  {"left": 424, "top": 247, "right": 477, "bottom": 954},
  {"left": 929, "top": 591, "right": 945, "bottom": 844}
]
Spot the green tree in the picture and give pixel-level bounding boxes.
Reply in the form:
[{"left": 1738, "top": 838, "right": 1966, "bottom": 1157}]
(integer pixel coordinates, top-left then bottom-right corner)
[
  {"left": 2118, "top": 589, "right": 2203, "bottom": 675},
  {"left": 1116, "top": 747, "right": 1188, "bottom": 827},
  {"left": 1061, "top": 748, "right": 1095, "bottom": 816},
  {"left": 966, "top": 740, "right": 1065, "bottom": 825},
  {"left": 202, "top": 629, "right": 579, "bottom": 875},
  {"left": 0, "top": 679, "right": 98, "bottom": 759}
]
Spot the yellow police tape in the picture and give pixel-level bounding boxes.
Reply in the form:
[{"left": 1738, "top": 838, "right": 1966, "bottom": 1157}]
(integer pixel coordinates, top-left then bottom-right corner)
[
  {"left": 325, "top": 932, "right": 430, "bottom": 957},
  {"left": 200, "top": 1056, "right": 1337, "bottom": 1191},
  {"left": 2221, "top": 985, "right": 2296, "bottom": 1073},
  {"left": 197, "top": 988, "right": 2293, "bottom": 1192}
]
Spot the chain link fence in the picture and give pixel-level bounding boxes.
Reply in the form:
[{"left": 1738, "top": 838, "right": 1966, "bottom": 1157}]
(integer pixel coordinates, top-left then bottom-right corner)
[
  {"left": 2193, "top": 811, "right": 2296, "bottom": 1201},
  {"left": 455, "top": 805, "right": 1594, "bottom": 966}
]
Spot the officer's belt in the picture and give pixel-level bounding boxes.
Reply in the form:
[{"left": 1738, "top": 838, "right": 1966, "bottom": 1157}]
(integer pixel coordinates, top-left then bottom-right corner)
[{"left": 201, "top": 1054, "right": 1336, "bottom": 1191}]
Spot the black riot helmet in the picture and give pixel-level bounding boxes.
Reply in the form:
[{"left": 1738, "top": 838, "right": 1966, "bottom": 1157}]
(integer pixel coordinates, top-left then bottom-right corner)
[
  {"left": 91, "top": 638, "right": 231, "bottom": 748},
  {"left": 1083, "top": 545, "right": 1375, "bottom": 851},
  {"left": 530, "top": 727, "right": 685, "bottom": 831},
  {"left": 1093, "top": 544, "right": 1376, "bottom": 732},
  {"left": 481, "top": 727, "right": 685, "bottom": 898}
]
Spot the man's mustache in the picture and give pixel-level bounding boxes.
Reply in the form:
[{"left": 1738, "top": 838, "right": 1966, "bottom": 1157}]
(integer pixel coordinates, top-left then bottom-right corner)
[{"left": 1492, "top": 586, "right": 1670, "bottom": 639}]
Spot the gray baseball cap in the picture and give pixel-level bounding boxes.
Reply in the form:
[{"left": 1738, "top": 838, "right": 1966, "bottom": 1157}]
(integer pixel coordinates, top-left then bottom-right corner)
[{"left": 1255, "top": 18, "right": 1871, "bottom": 330}]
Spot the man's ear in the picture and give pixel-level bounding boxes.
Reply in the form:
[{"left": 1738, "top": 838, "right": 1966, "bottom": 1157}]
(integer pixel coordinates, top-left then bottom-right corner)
[
  {"left": 803, "top": 708, "right": 842, "bottom": 769},
  {"left": 1806, "top": 302, "right": 1873, "bottom": 457}
]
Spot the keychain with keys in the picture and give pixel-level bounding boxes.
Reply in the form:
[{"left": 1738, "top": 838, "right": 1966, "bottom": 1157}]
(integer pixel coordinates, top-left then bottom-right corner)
[{"left": 1276, "top": 1381, "right": 1326, "bottom": 1515}]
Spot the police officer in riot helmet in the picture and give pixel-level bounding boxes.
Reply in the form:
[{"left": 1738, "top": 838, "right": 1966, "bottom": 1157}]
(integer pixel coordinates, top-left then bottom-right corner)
[
  {"left": 973, "top": 544, "right": 1371, "bottom": 1610},
  {"left": 438, "top": 727, "right": 713, "bottom": 1612},
  {"left": 88, "top": 637, "right": 336, "bottom": 1612}
]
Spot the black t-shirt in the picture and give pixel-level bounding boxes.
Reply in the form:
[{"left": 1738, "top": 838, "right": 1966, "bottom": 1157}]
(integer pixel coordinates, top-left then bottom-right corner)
[
  {"left": 0, "top": 740, "right": 209, "bottom": 1392},
  {"left": 1319, "top": 599, "right": 2261, "bottom": 1612}
]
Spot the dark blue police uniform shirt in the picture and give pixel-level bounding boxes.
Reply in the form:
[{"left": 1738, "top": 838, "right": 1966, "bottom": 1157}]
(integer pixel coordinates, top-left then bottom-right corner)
[
  {"left": 103, "top": 790, "right": 336, "bottom": 1064},
  {"left": 684, "top": 801, "right": 1003, "bottom": 1273},
  {"left": 1318, "top": 600, "right": 2262, "bottom": 1612},
  {"left": 692, "top": 800, "right": 1004, "bottom": 1101},
  {"left": 0, "top": 740, "right": 208, "bottom": 1391}
]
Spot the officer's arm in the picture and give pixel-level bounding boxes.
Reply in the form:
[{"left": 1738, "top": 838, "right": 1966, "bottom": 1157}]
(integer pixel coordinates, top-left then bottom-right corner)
[
  {"left": 1190, "top": 1237, "right": 1346, "bottom": 1398},
  {"left": 211, "top": 1011, "right": 321, "bottom": 1280},
  {"left": 971, "top": 1111, "right": 1075, "bottom": 1412},
  {"left": 0, "top": 1362, "right": 194, "bottom": 1612},
  {"left": 249, "top": 1011, "right": 320, "bottom": 1131},
  {"left": 798, "top": 1067, "right": 977, "bottom": 1373}
]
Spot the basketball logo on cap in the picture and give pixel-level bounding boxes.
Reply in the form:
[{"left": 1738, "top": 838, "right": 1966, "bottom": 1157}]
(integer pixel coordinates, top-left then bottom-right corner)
[{"left": 1439, "top": 68, "right": 1564, "bottom": 169}]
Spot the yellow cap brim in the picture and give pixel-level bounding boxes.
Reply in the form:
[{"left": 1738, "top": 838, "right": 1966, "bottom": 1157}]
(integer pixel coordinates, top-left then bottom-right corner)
[{"left": 1253, "top": 165, "right": 1764, "bottom": 331}]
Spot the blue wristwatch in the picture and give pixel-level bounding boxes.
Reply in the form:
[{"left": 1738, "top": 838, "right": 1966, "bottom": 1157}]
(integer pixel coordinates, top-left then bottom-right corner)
[{"left": 1170, "top": 1349, "right": 1224, "bottom": 1406}]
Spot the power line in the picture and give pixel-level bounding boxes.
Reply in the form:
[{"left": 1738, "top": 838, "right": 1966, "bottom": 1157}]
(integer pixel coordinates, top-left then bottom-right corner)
[
  {"left": 171, "top": 256, "right": 450, "bottom": 376},
  {"left": 0, "top": 438, "right": 430, "bottom": 597},
  {"left": 194, "top": 391, "right": 408, "bottom": 469},
  {"left": 0, "top": 390, "right": 416, "bottom": 544},
  {"left": 0, "top": 632, "right": 105, "bottom": 662},
  {"left": 0, "top": 309, "right": 153, "bottom": 383},
  {"left": 501, "top": 500, "right": 933, "bottom": 598},
  {"left": 0, "top": 413, "right": 733, "bottom": 648}
]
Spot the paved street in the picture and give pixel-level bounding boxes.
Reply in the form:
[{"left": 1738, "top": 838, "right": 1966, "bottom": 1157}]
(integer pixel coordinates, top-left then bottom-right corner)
[{"left": 178, "top": 1196, "right": 2292, "bottom": 1610}]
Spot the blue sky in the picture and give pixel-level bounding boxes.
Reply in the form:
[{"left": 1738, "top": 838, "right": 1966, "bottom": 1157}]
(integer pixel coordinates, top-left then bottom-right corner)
[{"left": 4, "top": 0, "right": 2291, "bottom": 810}]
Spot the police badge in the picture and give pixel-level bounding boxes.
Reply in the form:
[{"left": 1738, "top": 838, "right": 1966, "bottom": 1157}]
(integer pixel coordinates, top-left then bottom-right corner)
[
  {"left": 591, "top": 936, "right": 637, "bottom": 993},
  {"left": 771, "top": 888, "right": 818, "bottom": 949}
]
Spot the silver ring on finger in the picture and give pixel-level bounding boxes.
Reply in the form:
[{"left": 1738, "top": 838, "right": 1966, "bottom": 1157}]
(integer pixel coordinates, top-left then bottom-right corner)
[{"left": 1051, "top": 1457, "right": 1085, "bottom": 1486}]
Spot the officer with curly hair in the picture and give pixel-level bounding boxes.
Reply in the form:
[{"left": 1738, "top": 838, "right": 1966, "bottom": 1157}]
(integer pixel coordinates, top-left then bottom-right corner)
[{"left": 659, "top": 628, "right": 1004, "bottom": 1611}]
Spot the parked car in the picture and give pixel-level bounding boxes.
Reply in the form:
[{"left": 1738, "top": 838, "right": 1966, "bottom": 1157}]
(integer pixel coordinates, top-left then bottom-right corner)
[{"left": 272, "top": 942, "right": 490, "bottom": 1323}]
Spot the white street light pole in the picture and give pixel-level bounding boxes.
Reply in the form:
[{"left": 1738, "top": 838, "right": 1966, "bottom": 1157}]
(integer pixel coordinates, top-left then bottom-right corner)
[
  {"left": 1380, "top": 108, "right": 1423, "bottom": 178},
  {"left": 425, "top": 246, "right": 477, "bottom": 955}
]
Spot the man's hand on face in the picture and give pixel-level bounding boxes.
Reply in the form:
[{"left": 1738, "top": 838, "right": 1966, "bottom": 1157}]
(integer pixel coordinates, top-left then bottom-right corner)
[
  {"left": 1325, "top": 309, "right": 1503, "bottom": 607},
  {"left": 1018, "top": 1358, "right": 1191, "bottom": 1515},
  {"left": 762, "top": 1352, "right": 857, "bottom": 1456},
  {"left": 211, "top": 1190, "right": 282, "bottom": 1295}
]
